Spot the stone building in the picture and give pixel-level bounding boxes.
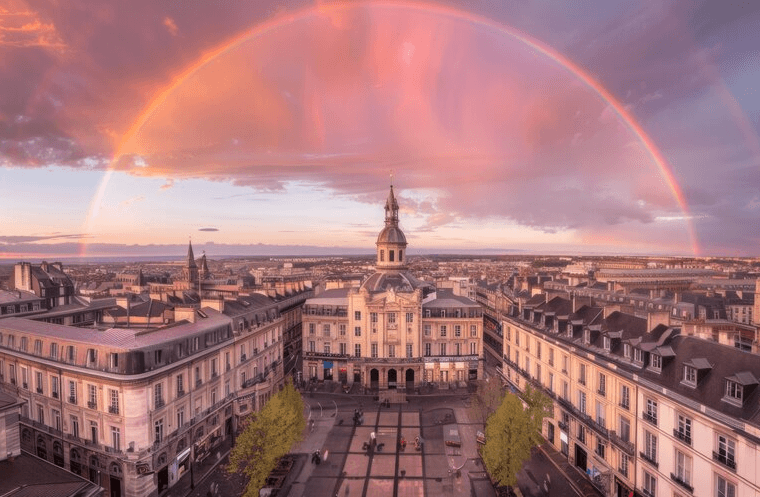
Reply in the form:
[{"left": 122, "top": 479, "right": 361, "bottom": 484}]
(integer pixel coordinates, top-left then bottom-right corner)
[{"left": 302, "top": 185, "right": 484, "bottom": 390}]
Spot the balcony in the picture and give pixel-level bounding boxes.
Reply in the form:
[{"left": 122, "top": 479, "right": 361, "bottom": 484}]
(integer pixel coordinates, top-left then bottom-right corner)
[
  {"left": 196, "top": 379, "right": 202, "bottom": 387},
  {"left": 712, "top": 451, "right": 736, "bottom": 471},
  {"left": 68, "top": 396, "right": 76, "bottom": 404},
  {"left": 642, "top": 411, "right": 657, "bottom": 426},
  {"left": 609, "top": 431, "right": 634, "bottom": 455},
  {"left": 22, "top": 382, "right": 28, "bottom": 389},
  {"left": 177, "top": 389, "right": 185, "bottom": 398},
  {"left": 240, "top": 355, "right": 247, "bottom": 363},
  {"left": 108, "top": 405, "right": 120, "bottom": 415},
  {"left": 673, "top": 429, "right": 691, "bottom": 445},
  {"left": 155, "top": 398, "right": 165, "bottom": 409},
  {"left": 52, "top": 391, "right": 59, "bottom": 399},
  {"left": 670, "top": 473, "right": 694, "bottom": 494},
  {"left": 639, "top": 451, "right": 658, "bottom": 468},
  {"left": 211, "top": 371, "right": 218, "bottom": 379},
  {"left": 619, "top": 401, "right": 630, "bottom": 411},
  {"left": 558, "top": 421, "right": 569, "bottom": 432},
  {"left": 87, "top": 401, "right": 97, "bottom": 409},
  {"left": 36, "top": 388, "right": 43, "bottom": 394}
]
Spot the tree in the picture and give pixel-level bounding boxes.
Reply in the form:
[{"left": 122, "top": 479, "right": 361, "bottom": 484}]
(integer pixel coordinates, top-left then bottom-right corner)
[
  {"left": 469, "top": 378, "right": 506, "bottom": 425},
  {"left": 481, "top": 384, "right": 552, "bottom": 488},
  {"left": 228, "top": 381, "right": 306, "bottom": 497}
]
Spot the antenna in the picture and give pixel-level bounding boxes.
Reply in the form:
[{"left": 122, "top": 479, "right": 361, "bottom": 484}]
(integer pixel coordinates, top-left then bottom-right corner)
[{"left": 390, "top": 170, "right": 394, "bottom": 187}]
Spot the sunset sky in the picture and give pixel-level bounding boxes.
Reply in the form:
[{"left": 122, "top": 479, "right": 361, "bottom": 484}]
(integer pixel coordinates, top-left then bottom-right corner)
[{"left": 1, "top": 0, "right": 758, "bottom": 258}]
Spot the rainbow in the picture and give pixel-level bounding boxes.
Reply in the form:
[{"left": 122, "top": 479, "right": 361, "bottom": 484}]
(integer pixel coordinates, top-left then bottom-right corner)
[{"left": 81, "top": 1, "right": 700, "bottom": 256}]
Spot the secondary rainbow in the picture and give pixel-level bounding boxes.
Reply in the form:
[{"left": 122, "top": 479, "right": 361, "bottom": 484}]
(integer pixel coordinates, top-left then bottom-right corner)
[{"left": 81, "top": 1, "right": 700, "bottom": 256}]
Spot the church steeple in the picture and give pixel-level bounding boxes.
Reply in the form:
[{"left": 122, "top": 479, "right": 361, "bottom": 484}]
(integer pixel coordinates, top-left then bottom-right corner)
[
  {"left": 187, "top": 240, "right": 197, "bottom": 269},
  {"left": 384, "top": 184, "right": 400, "bottom": 227},
  {"left": 184, "top": 239, "right": 199, "bottom": 284}
]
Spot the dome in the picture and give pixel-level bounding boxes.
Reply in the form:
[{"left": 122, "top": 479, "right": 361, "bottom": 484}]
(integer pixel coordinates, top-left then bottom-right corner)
[
  {"left": 361, "top": 271, "right": 432, "bottom": 293},
  {"left": 376, "top": 225, "right": 407, "bottom": 245}
]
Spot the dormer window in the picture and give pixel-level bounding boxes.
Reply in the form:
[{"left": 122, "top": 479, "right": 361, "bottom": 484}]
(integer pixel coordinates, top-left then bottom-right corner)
[
  {"left": 682, "top": 366, "right": 697, "bottom": 387},
  {"left": 724, "top": 380, "right": 743, "bottom": 405},
  {"left": 623, "top": 343, "right": 631, "bottom": 359},
  {"left": 650, "top": 354, "right": 662, "bottom": 372},
  {"left": 633, "top": 348, "right": 643, "bottom": 364},
  {"left": 583, "top": 329, "right": 590, "bottom": 344},
  {"left": 566, "top": 323, "right": 573, "bottom": 336},
  {"left": 603, "top": 336, "right": 611, "bottom": 351}
]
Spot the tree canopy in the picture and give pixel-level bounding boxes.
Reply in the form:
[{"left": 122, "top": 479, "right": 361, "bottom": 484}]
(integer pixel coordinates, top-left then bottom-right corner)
[
  {"left": 481, "top": 384, "right": 552, "bottom": 487},
  {"left": 228, "top": 381, "right": 306, "bottom": 497}
]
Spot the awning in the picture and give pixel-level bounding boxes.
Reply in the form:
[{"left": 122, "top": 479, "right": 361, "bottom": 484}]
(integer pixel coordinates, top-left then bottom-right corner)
[{"left": 323, "top": 361, "right": 333, "bottom": 368}]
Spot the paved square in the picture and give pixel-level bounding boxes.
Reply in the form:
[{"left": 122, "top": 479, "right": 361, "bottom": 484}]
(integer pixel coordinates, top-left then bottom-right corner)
[
  {"left": 370, "top": 454, "right": 397, "bottom": 477},
  {"left": 344, "top": 453, "right": 370, "bottom": 475},
  {"left": 398, "top": 479, "right": 425, "bottom": 497},
  {"left": 378, "top": 411, "right": 399, "bottom": 426},
  {"left": 397, "top": 454, "right": 423, "bottom": 477},
  {"left": 401, "top": 412, "right": 420, "bottom": 426}
]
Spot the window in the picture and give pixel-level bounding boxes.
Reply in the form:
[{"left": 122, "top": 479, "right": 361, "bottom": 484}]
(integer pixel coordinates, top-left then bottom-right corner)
[
  {"left": 154, "top": 349, "right": 163, "bottom": 364},
  {"left": 109, "top": 353, "right": 118, "bottom": 369},
  {"left": 354, "top": 344, "right": 361, "bottom": 357},
  {"left": 50, "top": 342, "right": 58, "bottom": 358},
  {"left": 439, "top": 343, "right": 447, "bottom": 355},
  {"left": 515, "top": 331, "right": 520, "bottom": 346},
  {"left": 388, "top": 345, "right": 395, "bottom": 358},
  {"left": 309, "top": 323, "right": 315, "bottom": 335},
  {"left": 536, "top": 342, "right": 541, "bottom": 359},
  {"left": 371, "top": 343, "right": 378, "bottom": 358},
  {"left": 595, "top": 400, "right": 605, "bottom": 428},
  {"left": 598, "top": 373, "right": 606, "bottom": 396},
  {"left": 154, "top": 419, "right": 164, "bottom": 443},
  {"left": 177, "top": 374, "right": 184, "bottom": 395},
  {"left": 583, "top": 329, "right": 590, "bottom": 344},
  {"left": 644, "top": 430, "right": 657, "bottom": 463},
  {"left": 716, "top": 475, "right": 736, "bottom": 497},
  {"left": 389, "top": 250, "right": 394, "bottom": 262},
  {"left": 308, "top": 341, "right": 315, "bottom": 352},
  {"left": 623, "top": 343, "right": 631, "bottom": 359},
  {"left": 634, "top": 348, "right": 643, "bottom": 363},
  {"left": 51, "top": 376, "right": 59, "bottom": 398},
  {"left": 323, "top": 343, "right": 330, "bottom": 354},
  {"left": 620, "top": 384, "right": 630, "bottom": 409},
  {"left": 724, "top": 380, "right": 743, "bottom": 405},
  {"left": 470, "top": 342, "right": 476, "bottom": 355},
  {"left": 562, "top": 355, "right": 568, "bottom": 373},
  {"left": 69, "top": 380, "right": 77, "bottom": 404},
  {"left": 403, "top": 344, "right": 411, "bottom": 358},
  {"left": 675, "top": 414, "right": 692, "bottom": 444},
  {"left": 577, "top": 391, "right": 586, "bottom": 414},
  {"left": 354, "top": 326, "right": 361, "bottom": 337},
  {"left": 673, "top": 449, "right": 692, "bottom": 488},
  {"left": 406, "top": 312, "right": 413, "bottom": 323},
  {"left": 90, "top": 421, "right": 98, "bottom": 444},
  {"left": 109, "top": 389, "right": 119, "bottom": 414},
  {"left": 650, "top": 354, "right": 662, "bottom": 371},
  {"left": 596, "top": 439, "right": 605, "bottom": 459},
  {"left": 440, "top": 325, "right": 447, "bottom": 337},
  {"left": 619, "top": 453, "right": 629, "bottom": 477},
  {"left": 154, "top": 383, "right": 164, "bottom": 408},
  {"left": 715, "top": 434, "right": 736, "bottom": 469},
  {"left": 424, "top": 343, "right": 431, "bottom": 356},
  {"left": 562, "top": 380, "right": 568, "bottom": 400},
  {"left": 339, "top": 342, "right": 347, "bottom": 355},
  {"left": 86, "top": 348, "right": 97, "bottom": 366},
  {"left": 619, "top": 416, "right": 631, "bottom": 442},
  {"left": 195, "top": 366, "right": 201, "bottom": 386},
  {"left": 454, "top": 325, "right": 461, "bottom": 337},
  {"left": 380, "top": 250, "right": 384, "bottom": 262},
  {"left": 323, "top": 324, "right": 330, "bottom": 336},
  {"left": 470, "top": 325, "right": 477, "bottom": 337},
  {"left": 354, "top": 311, "right": 361, "bottom": 320},
  {"left": 37, "top": 404, "right": 44, "bottom": 423},
  {"left": 36, "top": 371, "right": 43, "bottom": 393},
  {"left": 579, "top": 363, "right": 587, "bottom": 385},
  {"left": 88, "top": 384, "right": 97, "bottom": 409},
  {"left": 370, "top": 312, "right": 378, "bottom": 324},
  {"left": 644, "top": 398, "right": 658, "bottom": 425},
  {"left": 424, "top": 325, "right": 431, "bottom": 336},
  {"left": 683, "top": 365, "right": 696, "bottom": 386},
  {"left": 339, "top": 324, "right": 346, "bottom": 335},
  {"left": 71, "top": 415, "right": 79, "bottom": 438},
  {"left": 643, "top": 471, "right": 656, "bottom": 497},
  {"left": 603, "top": 336, "right": 611, "bottom": 351},
  {"left": 52, "top": 409, "right": 61, "bottom": 431},
  {"left": 548, "top": 348, "right": 554, "bottom": 367},
  {"left": 111, "top": 427, "right": 120, "bottom": 451},
  {"left": 177, "top": 406, "right": 185, "bottom": 427},
  {"left": 577, "top": 424, "right": 586, "bottom": 444},
  {"left": 20, "top": 336, "right": 27, "bottom": 351},
  {"left": 211, "top": 358, "right": 217, "bottom": 377}
]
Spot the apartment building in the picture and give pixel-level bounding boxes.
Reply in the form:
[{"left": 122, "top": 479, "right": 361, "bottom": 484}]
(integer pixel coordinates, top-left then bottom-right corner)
[
  {"left": 0, "top": 295, "right": 287, "bottom": 497},
  {"left": 502, "top": 295, "right": 760, "bottom": 497}
]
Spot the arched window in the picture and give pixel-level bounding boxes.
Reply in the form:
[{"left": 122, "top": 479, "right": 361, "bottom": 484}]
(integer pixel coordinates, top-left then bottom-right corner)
[
  {"left": 110, "top": 462, "right": 122, "bottom": 475},
  {"left": 389, "top": 250, "right": 395, "bottom": 262}
]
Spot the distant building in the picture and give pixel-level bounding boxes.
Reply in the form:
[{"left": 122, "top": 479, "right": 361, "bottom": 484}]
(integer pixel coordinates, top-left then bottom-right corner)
[
  {"left": 302, "top": 185, "right": 484, "bottom": 391},
  {"left": 14, "top": 262, "right": 75, "bottom": 309}
]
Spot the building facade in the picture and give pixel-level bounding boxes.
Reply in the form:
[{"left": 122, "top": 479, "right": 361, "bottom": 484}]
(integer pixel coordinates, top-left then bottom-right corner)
[
  {"left": 302, "top": 186, "right": 484, "bottom": 390},
  {"left": 502, "top": 295, "right": 760, "bottom": 497}
]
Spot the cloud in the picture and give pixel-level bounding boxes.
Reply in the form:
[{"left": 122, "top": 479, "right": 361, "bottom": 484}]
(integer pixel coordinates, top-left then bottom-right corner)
[
  {"left": 0, "top": 233, "right": 92, "bottom": 244},
  {"left": 118, "top": 195, "right": 145, "bottom": 208},
  {"left": 198, "top": 227, "right": 219, "bottom": 232},
  {"left": 163, "top": 16, "right": 178, "bottom": 36},
  {"left": 159, "top": 178, "right": 174, "bottom": 191}
]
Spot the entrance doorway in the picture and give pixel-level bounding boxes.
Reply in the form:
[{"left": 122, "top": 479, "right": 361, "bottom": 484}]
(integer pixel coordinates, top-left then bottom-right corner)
[
  {"left": 353, "top": 369, "right": 361, "bottom": 383},
  {"left": 388, "top": 369, "right": 397, "bottom": 389},
  {"left": 109, "top": 476, "right": 122, "bottom": 497},
  {"left": 157, "top": 466, "right": 169, "bottom": 493},
  {"left": 575, "top": 444, "right": 587, "bottom": 472},
  {"left": 405, "top": 369, "right": 415, "bottom": 390},
  {"left": 370, "top": 369, "right": 379, "bottom": 390}
]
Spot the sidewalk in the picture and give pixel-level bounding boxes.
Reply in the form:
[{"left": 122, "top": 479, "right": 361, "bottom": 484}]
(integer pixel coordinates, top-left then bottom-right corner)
[
  {"left": 163, "top": 437, "right": 235, "bottom": 497},
  {"left": 537, "top": 443, "right": 603, "bottom": 497}
]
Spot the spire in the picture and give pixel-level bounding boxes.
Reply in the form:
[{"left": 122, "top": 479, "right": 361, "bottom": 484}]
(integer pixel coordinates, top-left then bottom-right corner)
[
  {"left": 187, "top": 239, "right": 197, "bottom": 268},
  {"left": 384, "top": 184, "right": 399, "bottom": 227}
]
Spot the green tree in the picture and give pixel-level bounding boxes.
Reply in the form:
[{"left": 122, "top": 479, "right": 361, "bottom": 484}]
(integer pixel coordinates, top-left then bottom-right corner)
[
  {"left": 481, "top": 384, "right": 552, "bottom": 487},
  {"left": 228, "top": 381, "right": 306, "bottom": 497}
]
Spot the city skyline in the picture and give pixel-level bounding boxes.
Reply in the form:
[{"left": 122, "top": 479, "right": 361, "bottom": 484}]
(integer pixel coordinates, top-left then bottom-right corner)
[{"left": 1, "top": 1, "right": 758, "bottom": 258}]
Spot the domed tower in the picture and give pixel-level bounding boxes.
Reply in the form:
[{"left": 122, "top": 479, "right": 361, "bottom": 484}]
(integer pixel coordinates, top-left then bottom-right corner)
[{"left": 376, "top": 184, "right": 408, "bottom": 272}]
